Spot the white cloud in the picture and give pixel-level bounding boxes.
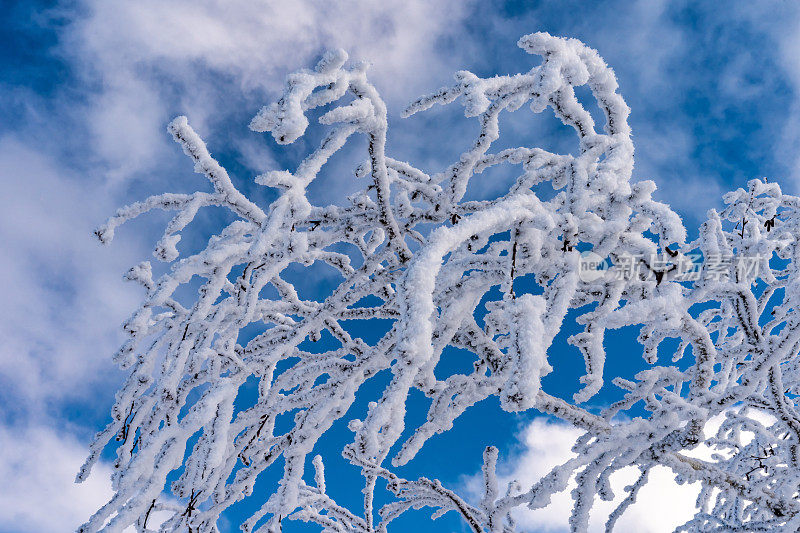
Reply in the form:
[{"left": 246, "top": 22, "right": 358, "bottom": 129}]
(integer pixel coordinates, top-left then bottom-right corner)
[
  {"left": 766, "top": 6, "right": 800, "bottom": 188},
  {"left": 0, "top": 136, "right": 144, "bottom": 415},
  {"left": 0, "top": 424, "right": 114, "bottom": 532},
  {"left": 0, "top": 422, "right": 174, "bottom": 533},
  {"left": 464, "top": 418, "right": 701, "bottom": 533},
  {"left": 465, "top": 410, "right": 783, "bottom": 533},
  {"left": 62, "top": 0, "right": 475, "bottom": 178}
]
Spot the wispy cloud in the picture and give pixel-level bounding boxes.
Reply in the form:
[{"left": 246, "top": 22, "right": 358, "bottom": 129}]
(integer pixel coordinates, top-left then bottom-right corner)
[
  {"left": 463, "top": 410, "right": 779, "bottom": 533},
  {"left": 0, "top": 136, "right": 143, "bottom": 420},
  {"left": 0, "top": 422, "right": 175, "bottom": 533},
  {"left": 61, "top": 0, "right": 476, "bottom": 180},
  {"left": 462, "top": 417, "right": 701, "bottom": 533},
  {"left": 0, "top": 424, "right": 115, "bottom": 532}
]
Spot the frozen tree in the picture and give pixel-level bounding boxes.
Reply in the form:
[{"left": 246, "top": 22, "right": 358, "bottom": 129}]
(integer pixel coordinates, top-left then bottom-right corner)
[{"left": 78, "top": 32, "right": 800, "bottom": 532}]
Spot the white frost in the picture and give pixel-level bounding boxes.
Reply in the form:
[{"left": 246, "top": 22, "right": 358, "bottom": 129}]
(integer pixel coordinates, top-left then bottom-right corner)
[{"left": 79, "top": 32, "right": 800, "bottom": 533}]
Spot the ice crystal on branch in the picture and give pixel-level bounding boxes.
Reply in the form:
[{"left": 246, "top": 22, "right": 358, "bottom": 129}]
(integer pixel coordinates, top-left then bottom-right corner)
[{"left": 79, "top": 32, "right": 800, "bottom": 533}]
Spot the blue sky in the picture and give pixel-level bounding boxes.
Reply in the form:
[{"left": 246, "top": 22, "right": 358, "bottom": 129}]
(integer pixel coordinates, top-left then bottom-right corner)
[{"left": 2, "top": 1, "right": 800, "bottom": 532}]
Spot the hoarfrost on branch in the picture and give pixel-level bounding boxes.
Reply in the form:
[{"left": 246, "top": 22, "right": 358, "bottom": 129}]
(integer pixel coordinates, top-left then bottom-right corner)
[{"left": 79, "top": 33, "right": 800, "bottom": 532}]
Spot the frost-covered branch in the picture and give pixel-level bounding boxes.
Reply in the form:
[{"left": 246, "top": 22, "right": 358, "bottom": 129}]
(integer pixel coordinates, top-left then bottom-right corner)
[{"left": 79, "top": 32, "right": 800, "bottom": 533}]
